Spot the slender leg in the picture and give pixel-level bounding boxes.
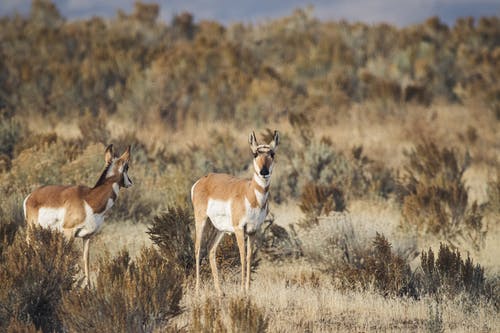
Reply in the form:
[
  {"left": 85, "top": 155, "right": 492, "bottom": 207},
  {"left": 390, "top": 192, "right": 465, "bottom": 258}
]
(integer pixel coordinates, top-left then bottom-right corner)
[
  {"left": 245, "top": 234, "right": 253, "bottom": 292},
  {"left": 195, "top": 217, "right": 207, "bottom": 295},
  {"left": 209, "top": 231, "right": 225, "bottom": 296},
  {"left": 234, "top": 228, "right": 246, "bottom": 292},
  {"left": 83, "top": 237, "right": 90, "bottom": 287}
]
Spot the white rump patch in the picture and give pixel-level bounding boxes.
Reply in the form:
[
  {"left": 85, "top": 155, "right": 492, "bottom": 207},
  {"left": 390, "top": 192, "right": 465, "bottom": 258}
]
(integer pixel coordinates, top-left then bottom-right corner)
[
  {"left": 207, "top": 198, "right": 234, "bottom": 233},
  {"left": 37, "top": 207, "right": 66, "bottom": 231}
]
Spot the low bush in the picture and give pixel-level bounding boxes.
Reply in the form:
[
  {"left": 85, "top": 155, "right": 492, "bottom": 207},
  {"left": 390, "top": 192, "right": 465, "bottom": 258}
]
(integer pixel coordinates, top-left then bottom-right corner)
[
  {"left": 147, "top": 206, "right": 195, "bottom": 274},
  {"left": 0, "top": 226, "right": 79, "bottom": 333},
  {"left": 61, "top": 247, "right": 183, "bottom": 333},
  {"left": 302, "top": 214, "right": 415, "bottom": 296},
  {"left": 398, "top": 140, "right": 487, "bottom": 250},
  {"left": 0, "top": 213, "right": 20, "bottom": 257},
  {"left": 333, "top": 232, "right": 414, "bottom": 296},
  {"left": 297, "top": 182, "right": 345, "bottom": 229},
  {"left": 420, "top": 243, "right": 487, "bottom": 299},
  {"left": 256, "top": 216, "right": 303, "bottom": 262}
]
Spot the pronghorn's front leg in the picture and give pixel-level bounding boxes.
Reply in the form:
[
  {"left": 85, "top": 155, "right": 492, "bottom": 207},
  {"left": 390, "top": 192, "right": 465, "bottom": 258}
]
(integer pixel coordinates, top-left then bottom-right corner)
[
  {"left": 245, "top": 234, "right": 254, "bottom": 291},
  {"left": 83, "top": 237, "right": 90, "bottom": 287},
  {"left": 234, "top": 228, "right": 246, "bottom": 292}
]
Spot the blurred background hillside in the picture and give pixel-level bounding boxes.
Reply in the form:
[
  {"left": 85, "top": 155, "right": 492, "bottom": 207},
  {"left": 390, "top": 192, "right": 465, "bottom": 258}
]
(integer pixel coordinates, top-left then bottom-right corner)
[{"left": 1, "top": 0, "right": 499, "bottom": 123}]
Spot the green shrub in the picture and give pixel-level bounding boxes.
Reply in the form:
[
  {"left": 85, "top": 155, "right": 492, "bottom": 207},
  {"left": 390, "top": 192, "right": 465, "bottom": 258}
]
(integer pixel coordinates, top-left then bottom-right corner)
[
  {"left": 0, "top": 226, "right": 79, "bottom": 333},
  {"left": 61, "top": 247, "right": 183, "bottom": 333}
]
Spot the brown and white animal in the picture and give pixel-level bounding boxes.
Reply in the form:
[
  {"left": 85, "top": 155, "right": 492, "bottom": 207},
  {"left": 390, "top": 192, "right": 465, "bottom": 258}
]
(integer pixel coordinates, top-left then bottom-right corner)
[
  {"left": 191, "top": 130, "right": 279, "bottom": 295},
  {"left": 23, "top": 144, "right": 132, "bottom": 286}
]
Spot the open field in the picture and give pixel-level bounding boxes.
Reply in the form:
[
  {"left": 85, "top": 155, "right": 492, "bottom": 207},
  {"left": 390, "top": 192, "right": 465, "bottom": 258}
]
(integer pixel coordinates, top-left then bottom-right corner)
[{"left": 1, "top": 3, "right": 499, "bottom": 332}]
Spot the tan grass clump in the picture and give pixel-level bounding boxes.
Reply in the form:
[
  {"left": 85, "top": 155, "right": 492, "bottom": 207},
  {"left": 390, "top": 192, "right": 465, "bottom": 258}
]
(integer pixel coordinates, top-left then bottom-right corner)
[{"left": 191, "top": 296, "right": 268, "bottom": 333}]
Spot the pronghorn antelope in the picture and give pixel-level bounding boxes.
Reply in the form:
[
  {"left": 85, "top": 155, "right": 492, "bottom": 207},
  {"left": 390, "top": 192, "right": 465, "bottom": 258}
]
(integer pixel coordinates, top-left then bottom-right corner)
[
  {"left": 23, "top": 144, "right": 132, "bottom": 286},
  {"left": 191, "top": 130, "right": 279, "bottom": 295}
]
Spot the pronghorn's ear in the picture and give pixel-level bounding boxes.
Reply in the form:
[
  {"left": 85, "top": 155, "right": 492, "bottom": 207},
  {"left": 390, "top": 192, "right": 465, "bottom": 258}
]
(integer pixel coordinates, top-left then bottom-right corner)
[
  {"left": 269, "top": 130, "right": 280, "bottom": 151},
  {"left": 249, "top": 131, "right": 258, "bottom": 154},
  {"left": 119, "top": 145, "right": 131, "bottom": 163},
  {"left": 105, "top": 144, "right": 114, "bottom": 164}
]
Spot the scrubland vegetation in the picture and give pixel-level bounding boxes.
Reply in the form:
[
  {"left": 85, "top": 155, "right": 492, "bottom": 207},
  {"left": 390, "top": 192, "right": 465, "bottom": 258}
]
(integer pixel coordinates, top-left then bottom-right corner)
[{"left": 1, "top": 1, "right": 499, "bottom": 332}]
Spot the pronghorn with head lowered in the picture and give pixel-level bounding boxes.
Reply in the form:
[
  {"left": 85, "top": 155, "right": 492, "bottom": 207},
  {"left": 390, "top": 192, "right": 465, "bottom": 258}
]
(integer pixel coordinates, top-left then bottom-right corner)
[
  {"left": 191, "top": 130, "right": 279, "bottom": 295},
  {"left": 23, "top": 144, "right": 132, "bottom": 286}
]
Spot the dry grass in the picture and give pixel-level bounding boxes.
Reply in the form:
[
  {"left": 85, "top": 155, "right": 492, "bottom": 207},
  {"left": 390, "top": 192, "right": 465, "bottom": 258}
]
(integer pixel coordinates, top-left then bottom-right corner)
[
  {"left": 4, "top": 107, "right": 498, "bottom": 331},
  {"left": 83, "top": 198, "right": 498, "bottom": 332},
  {"left": 176, "top": 261, "right": 499, "bottom": 332}
]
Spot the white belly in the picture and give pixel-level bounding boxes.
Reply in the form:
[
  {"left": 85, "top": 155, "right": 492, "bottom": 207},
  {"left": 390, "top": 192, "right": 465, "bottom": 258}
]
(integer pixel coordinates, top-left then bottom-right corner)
[
  {"left": 206, "top": 198, "right": 268, "bottom": 234},
  {"left": 207, "top": 199, "right": 234, "bottom": 233},
  {"left": 37, "top": 207, "right": 66, "bottom": 231},
  {"left": 37, "top": 200, "right": 110, "bottom": 238}
]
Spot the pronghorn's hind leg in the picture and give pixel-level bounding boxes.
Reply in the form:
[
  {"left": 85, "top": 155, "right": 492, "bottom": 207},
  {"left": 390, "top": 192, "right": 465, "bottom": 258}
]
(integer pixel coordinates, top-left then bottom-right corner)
[
  {"left": 209, "top": 231, "right": 225, "bottom": 296},
  {"left": 194, "top": 212, "right": 208, "bottom": 295}
]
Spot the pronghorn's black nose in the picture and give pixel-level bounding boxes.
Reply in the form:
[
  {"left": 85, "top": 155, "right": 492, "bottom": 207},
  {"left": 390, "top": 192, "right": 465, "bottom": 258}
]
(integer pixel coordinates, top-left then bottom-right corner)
[{"left": 260, "top": 167, "right": 269, "bottom": 176}]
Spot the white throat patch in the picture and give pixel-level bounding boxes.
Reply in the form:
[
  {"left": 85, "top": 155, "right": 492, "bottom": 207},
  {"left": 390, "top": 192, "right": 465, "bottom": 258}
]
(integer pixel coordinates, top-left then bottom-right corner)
[{"left": 253, "top": 173, "right": 270, "bottom": 188}]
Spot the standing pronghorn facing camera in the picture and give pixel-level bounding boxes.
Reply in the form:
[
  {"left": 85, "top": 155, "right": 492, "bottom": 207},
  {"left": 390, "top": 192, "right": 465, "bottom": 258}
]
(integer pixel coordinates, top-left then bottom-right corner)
[
  {"left": 191, "top": 130, "right": 279, "bottom": 295},
  {"left": 23, "top": 144, "right": 132, "bottom": 286}
]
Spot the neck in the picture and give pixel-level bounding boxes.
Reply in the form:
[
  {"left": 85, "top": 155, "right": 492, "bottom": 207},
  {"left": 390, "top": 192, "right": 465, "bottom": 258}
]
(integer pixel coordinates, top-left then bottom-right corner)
[
  {"left": 251, "top": 173, "right": 270, "bottom": 208},
  {"left": 87, "top": 181, "right": 119, "bottom": 214}
]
